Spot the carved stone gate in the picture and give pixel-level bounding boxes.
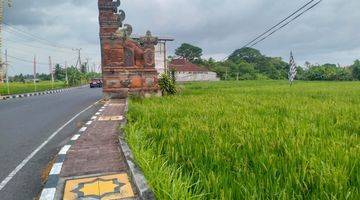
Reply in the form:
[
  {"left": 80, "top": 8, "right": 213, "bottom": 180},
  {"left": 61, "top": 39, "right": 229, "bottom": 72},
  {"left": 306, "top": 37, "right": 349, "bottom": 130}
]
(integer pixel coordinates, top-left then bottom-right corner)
[{"left": 98, "top": 0, "right": 160, "bottom": 98}]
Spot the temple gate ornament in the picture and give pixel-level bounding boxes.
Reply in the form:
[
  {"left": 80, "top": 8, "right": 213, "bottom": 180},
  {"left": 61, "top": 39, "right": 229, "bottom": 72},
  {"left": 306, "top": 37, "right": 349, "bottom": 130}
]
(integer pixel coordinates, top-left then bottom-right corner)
[{"left": 98, "top": 0, "right": 160, "bottom": 98}]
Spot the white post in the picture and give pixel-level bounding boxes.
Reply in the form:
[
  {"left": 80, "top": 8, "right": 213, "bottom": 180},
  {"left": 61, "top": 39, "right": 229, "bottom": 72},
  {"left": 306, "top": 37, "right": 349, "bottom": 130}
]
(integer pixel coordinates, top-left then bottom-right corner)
[
  {"left": 65, "top": 61, "right": 68, "bottom": 86},
  {"left": 33, "top": 55, "right": 37, "bottom": 92},
  {"left": 49, "top": 56, "right": 54, "bottom": 89},
  {"left": 5, "top": 49, "right": 9, "bottom": 94}
]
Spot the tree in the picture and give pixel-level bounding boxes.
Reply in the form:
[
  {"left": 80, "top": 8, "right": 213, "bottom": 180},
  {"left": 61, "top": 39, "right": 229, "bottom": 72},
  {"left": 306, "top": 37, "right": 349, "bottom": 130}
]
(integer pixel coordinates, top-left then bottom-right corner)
[
  {"left": 175, "top": 43, "right": 203, "bottom": 62},
  {"left": 54, "top": 64, "right": 65, "bottom": 81},
  {"left": 228, "top": 47, "right": 263, "bottom": 63},
  {"left": 351, "top": 60, "right": 360, "bottom": 80}
]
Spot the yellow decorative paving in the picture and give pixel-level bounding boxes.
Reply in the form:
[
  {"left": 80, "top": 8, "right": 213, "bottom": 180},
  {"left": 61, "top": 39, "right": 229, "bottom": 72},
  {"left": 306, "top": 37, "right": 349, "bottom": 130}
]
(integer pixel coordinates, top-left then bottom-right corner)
[
  {"left": 63, "top": 174, "right": 135, "bottom": 200},
  {"left": 98, "top": 116, "right": 123, "bottom": 121}
]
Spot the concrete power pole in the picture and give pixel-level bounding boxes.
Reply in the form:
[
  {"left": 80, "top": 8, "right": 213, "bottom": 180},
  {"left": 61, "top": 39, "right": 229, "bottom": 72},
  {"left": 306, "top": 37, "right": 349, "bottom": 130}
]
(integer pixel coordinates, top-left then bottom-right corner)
[
  {"left": 5, "top": 49, "right": 9, "bottom": 94},
  {"left": 33, "top": 55, "right": 37, "bottom": 92},
  {"left": 49, "top": 56, "right": 54, "bottom": 89},
  {"left": 65, "top": 61, "right": 68, "bottom": 86},
  {"left": 0, "top": 0, "right": 12, "bottom": 85},
  {"left": 73, "top": 48, "right": 82, "bottom": 70}
]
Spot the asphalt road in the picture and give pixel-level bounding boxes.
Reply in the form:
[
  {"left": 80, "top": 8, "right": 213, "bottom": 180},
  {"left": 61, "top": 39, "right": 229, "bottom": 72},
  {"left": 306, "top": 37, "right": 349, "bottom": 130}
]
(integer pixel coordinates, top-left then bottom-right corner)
[{"left": 0, "top": 87, "right": 103, "bottom": 200}]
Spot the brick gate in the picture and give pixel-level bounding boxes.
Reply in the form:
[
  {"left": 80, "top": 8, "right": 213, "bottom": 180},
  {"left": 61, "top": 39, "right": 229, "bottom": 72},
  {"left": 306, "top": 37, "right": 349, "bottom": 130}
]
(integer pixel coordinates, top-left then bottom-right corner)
[{"left": 98, "top": 0, "right": 160, "bottom": 98}]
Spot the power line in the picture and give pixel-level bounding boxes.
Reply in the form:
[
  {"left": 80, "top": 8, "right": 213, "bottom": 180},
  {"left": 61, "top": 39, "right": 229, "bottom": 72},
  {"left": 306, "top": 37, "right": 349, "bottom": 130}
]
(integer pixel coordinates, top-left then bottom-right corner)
[
  {"left": 6, "top": 54, "right": 48, "bottom": 65},
  {"left": 3, "top": 22, "right": 74, "bottom": 51},
  {"left": 250, "top": 0, "right": 322, "bottom": 47},
  {"left": 3, "top": 24, "right": 99, "bottom": 56},
  {"left": 243, "top": 0, "right": 317, "bottom": 48},
  {"left": 222, "top": 0, "right": 322, "bottom": 61},
  {"left": 3, "top": 29, "right": 75, "bottom": 54}
]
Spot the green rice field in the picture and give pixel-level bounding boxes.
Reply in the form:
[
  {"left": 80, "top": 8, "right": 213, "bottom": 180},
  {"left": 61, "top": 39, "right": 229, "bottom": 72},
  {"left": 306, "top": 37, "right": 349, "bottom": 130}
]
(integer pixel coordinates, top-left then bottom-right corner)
[
  {"left": 125, "top": 81, "right": 360, "bottom": 199},
  {"left": 0, "top": 81, "right": 66, "bottom": 96}
]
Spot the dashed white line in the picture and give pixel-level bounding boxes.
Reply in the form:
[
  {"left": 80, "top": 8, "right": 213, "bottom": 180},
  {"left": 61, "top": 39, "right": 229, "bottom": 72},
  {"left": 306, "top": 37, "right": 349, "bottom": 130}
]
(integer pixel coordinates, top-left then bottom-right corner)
[
  {"left": 0, "top": 100, "right": 99, "bottom": 192},
  {"left": 86, "top": 121, "right": 93, "bottom": 125},
  {"left": 79, "top": 127, "right": 87, "bottom": 132}
]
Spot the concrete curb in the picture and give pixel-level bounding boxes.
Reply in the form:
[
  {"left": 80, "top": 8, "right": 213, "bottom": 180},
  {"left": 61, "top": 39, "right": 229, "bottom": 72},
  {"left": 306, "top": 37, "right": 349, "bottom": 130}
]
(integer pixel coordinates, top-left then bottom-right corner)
[
  {"left": 0, "top": 85, "right": 88, "bottom": 101},
  {"left": 38, "top": 101, "right": 103, "bottom": 200},
  {"left": 119, "top": 99, "right": 155, "bottom": 200},
  {"left": 39, "top": 99, "right": 154, "bottom": 200}
]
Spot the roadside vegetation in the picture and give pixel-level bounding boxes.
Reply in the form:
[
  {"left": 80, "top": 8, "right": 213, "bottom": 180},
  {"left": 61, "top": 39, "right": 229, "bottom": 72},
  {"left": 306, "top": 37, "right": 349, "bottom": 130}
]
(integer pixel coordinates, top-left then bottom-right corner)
[
  {"left": 172, "top": 44, "right": 360, "bottom": 82},
  {"left": 1, "top": 64, "right": 101, "bottom": 95},
  {"left": 125, "top": 81, "right": 360, "bottom": 199},
  {"left": 0, "top": 81, "right": 65, "bottom": 95}
]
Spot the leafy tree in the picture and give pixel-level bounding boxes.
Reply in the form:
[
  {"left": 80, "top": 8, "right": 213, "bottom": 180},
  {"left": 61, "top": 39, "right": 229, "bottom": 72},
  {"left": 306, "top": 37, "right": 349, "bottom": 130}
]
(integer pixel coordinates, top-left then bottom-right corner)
[
  {"left": 351, "top": 60, "right": 360, "bottom": 80},
  {"left": 54, "top": 64, "right": 65, "bottom": 81},
  {"left": 228, "top": 47, "right": 263, "bottom": 63},
  {"left": 12, "top": 73, "right": 25, "bottom": 83},
  {"left": 175, "top": 43, "right": 203, "bottom": 62},
  {"left": 38, "top": 73, "right": 51, "bottom": 81},
  {"left": 80, "top": 63, "right": 88, "bottom": 74}
]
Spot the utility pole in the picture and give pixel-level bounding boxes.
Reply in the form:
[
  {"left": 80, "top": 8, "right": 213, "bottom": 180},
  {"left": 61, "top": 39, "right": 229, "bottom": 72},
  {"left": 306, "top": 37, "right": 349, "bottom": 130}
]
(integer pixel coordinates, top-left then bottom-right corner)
[
  {"left": 5, "top": 49, "right": 9, "bottom": 94},
  {"left": 49, "top": 56, "right": 54, "bottom": 89},
  {"left": 65, "top": 61, "right": 68, "bottom": 86},
  {"left": 4, "top": 49, "right": 10, "bottom": 94},
  {"left": 33, "top": 55, "right": 37, "bottom": 92},
  {"left": 85, "top": 57, "right": 89, "bottom": 73},
  {"left": 225, "top": 67, "right": 228, "bottom": 81},
  {"left": 0, "top": 0, "right": 12, "bottom": 84},
  {"left": 73, "top": 48, "right": 82, "bottom": 70}
]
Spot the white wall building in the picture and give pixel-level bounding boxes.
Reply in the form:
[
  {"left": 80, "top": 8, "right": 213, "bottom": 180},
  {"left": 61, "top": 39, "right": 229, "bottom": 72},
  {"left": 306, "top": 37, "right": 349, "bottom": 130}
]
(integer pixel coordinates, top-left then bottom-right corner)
[{"left": 170, "top": 59, "right": 220, "bottom": 82}]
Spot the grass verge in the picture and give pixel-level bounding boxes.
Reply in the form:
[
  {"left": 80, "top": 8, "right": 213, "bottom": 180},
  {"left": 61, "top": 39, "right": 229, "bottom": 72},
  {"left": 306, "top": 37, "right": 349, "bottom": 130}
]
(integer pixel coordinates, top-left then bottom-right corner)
[{"left": 0, "top": 81, "right": 67, "bottom": 96}]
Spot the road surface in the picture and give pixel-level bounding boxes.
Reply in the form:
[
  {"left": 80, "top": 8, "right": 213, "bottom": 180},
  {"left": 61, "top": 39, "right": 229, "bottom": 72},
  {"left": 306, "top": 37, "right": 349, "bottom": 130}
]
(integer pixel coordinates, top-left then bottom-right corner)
[{"left": 0, "top": 87, "right": 103, "bottom": 200}]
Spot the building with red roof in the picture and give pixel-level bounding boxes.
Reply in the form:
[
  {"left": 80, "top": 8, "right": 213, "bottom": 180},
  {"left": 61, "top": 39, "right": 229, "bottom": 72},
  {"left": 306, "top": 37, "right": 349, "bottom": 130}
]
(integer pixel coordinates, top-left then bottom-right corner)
[{"left": 169, "top": 59, "right": 219, "bottom": 82}]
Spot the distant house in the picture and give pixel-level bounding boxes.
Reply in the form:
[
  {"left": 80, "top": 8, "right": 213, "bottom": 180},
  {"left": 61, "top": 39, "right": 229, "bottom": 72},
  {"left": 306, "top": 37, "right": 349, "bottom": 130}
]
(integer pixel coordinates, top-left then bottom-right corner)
[{"left": 169, "top": 59, "right": 219, "bottom": 82}]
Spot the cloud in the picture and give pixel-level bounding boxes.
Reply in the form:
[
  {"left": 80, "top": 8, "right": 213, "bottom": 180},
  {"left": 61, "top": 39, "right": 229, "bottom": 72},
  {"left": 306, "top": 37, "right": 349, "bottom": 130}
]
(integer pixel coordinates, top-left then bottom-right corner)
[{"left": 3, "top": 0, "right": 360, "bottom": 75}]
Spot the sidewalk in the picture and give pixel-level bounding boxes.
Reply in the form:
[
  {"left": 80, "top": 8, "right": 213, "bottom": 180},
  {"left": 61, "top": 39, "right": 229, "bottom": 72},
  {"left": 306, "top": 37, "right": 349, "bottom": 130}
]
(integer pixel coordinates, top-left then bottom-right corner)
[{"left": 40, "top": 99, "right": 154, "bottom": 200}]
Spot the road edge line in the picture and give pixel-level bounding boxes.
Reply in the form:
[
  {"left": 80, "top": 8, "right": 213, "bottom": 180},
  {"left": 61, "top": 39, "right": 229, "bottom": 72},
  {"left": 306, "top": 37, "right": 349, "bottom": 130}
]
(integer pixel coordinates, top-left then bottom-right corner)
[
  {"left": 39, "top": 102, "right": 105, "bottom": 200},
  {"left": 0, "top": 99, "right": 101, "bottom": 193}
]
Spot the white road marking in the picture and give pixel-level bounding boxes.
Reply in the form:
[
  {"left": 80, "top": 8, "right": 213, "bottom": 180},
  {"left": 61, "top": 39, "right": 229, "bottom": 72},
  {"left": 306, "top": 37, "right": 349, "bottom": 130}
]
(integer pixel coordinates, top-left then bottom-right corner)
[
  {"left": 79, "top": 127, "right": 87, "bottom": 132},
  {"left": 39, "top": 188, "right": 56, "bottom": 200},
  {"left": 99, "top": 109, "right": 104, "bottom": 112},
  {"left": 49, "top": 163, "right": 63, "bottom": 175},
  {"left": 86, "top": 121, "right": 92, "bottom": 125},
  {"left": 0, "top": 100, "right": 100, "bottom": 191},
  {"left": 95, "top": 112, "right": 101, "bottom": 115},
  {"left": 59, "top": 145, "right": 72, "bottom": 155},
  {"left": 71, "top": 134, "right": 81, "bottom": 141},
  {"left": 91, "top": 116, "right": 97, "bottom": 120}
]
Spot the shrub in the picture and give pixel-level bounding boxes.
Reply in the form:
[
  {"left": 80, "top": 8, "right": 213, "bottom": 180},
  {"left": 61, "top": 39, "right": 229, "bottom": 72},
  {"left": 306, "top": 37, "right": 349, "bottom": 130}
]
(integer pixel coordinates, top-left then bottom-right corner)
[{"left": 158, "top": 73, "right": 177, "bottom": 95}]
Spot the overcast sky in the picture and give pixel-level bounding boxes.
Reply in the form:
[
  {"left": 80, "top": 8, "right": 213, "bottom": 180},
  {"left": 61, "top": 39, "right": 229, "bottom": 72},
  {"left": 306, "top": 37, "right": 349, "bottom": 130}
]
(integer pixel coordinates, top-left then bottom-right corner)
[{"left": 3, "top": 0, "right": 360, "bottom": 75}]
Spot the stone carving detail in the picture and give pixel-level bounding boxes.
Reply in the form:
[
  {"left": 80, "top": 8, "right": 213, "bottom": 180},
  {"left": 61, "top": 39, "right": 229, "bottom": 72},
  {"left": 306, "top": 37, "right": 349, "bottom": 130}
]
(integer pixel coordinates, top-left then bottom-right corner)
[
  {"left": 99, "top": 0, "right": 159, "bottom": 98},
  {"left": 124, "top": 47, "right": 134, "bottom": 67},
  {"left": 139, "top": 31, "right": 158, "bottom": 68}
]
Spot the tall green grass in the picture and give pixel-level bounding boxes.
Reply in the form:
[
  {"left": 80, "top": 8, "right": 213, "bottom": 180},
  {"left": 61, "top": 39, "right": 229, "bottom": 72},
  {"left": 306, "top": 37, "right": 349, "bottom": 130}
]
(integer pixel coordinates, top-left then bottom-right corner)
[
  {"left": 0, "top": 81, "right": 66, "bottom": 95},
  {"left": 125, "top": 81, "right": 360, "bottom": 199}
]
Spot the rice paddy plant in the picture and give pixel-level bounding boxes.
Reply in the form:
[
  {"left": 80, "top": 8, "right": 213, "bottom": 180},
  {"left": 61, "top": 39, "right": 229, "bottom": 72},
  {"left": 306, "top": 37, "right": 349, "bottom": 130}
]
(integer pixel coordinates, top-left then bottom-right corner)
[
  {"left": 0, "top": 81, "right": 66, "bottom": 95},
  {"left": 125, "top": 80, "right": 360, "bottom": 199}
]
